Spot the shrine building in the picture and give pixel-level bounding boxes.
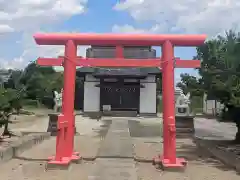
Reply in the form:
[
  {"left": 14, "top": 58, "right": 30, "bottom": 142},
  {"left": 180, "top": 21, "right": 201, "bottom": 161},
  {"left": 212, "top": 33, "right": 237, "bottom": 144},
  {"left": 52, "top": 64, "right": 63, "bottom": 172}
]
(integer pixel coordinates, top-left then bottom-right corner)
[{"left": 76, "top": 46, "right": 161, "bottom": 116}]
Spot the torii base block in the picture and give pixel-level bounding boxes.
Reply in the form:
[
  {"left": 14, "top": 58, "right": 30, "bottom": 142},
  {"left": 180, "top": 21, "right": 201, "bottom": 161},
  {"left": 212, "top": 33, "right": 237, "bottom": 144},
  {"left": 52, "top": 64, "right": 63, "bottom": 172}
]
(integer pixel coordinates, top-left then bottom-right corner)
[
  {"left": 46, "top": 113, "right": 81, "bottom": 169},
  {"left": 47, "top": 152, "right": 81, "bottom": 163},
  {"left": 46, "top": 158, "right": 71, "bottom": 170},
  {"left": 153, "top": 155, "right": 187, "bottom": 171},
  {"left": 46, "top": 153, "right": 81, "bottom": 170}
]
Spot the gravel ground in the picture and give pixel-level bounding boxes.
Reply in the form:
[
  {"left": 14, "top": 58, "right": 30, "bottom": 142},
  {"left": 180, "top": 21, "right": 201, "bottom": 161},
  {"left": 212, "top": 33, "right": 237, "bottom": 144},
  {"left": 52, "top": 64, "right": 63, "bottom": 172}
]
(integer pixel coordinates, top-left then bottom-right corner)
[
  {"left": 131, "top": 117, "right": 240, "bottom": 180},
  {"left": 0, "top": 112, "right": 50, "bottom": 153},
  {"left": 8, "top": 108, "right": 54, "bottom": 130},
  {"left": 0, "top": 136, "right": 99, "bottom": 180},
  {"left": 0, "top": 159, "right": 94, "bottom": 180},
  {"left": 0, "top": 115, "right": 106, "bottom": 180},
  {"left": 0, "top": 114, "right": 239, "bottom": 180},
  {"left": 9, "top": 116, "right": 49, "bottom": 133},
  {"left": 134, "top": 136, "right": 240, "bottom": 180},
  {"left": 136, "top": 159, "right": 240, "bottom": 180},
  {"left": 194, "top": 117, "right": 237, "bottom": 140}
]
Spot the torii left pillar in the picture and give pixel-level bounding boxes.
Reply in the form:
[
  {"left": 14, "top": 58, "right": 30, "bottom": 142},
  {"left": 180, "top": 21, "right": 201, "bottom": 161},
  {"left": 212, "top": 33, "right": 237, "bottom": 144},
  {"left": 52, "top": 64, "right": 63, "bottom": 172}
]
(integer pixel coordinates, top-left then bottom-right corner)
[{"left": 48, "top": 40, "right": 81, "bottom": 167}]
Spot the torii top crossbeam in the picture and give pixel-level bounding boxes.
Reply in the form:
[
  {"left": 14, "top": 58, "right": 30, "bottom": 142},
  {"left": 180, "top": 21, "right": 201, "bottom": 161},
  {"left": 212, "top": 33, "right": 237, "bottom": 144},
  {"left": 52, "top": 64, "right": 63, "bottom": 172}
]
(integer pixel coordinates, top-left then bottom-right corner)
[{"left": 34, "top": 33, "right": 206, "bottom": 46}]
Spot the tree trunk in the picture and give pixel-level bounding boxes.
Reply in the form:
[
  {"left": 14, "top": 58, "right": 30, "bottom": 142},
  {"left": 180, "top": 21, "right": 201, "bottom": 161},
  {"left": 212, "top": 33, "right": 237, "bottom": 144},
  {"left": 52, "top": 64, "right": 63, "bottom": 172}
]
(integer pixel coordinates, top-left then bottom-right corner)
[
  {"left": 3, "top": 119, "right": 11, "bottom": 137},
  {"left": 227, "top": 105, "right": 240, "bottom": 144},
  {"left": 2, "top": 114, "right": 12, "bottom": 137},
  {"left": 16, "top": 108, "right": 20, "bottom": 115},
  {"left": 235, "top": 121, "right": 240, "bottom": 143}
]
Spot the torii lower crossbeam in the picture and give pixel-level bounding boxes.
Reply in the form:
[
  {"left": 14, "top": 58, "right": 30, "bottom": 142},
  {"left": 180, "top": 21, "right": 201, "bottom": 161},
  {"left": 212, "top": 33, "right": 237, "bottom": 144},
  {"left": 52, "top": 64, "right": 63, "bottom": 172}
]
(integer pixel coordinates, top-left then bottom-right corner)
[
  {"left": 34, "top": 33, "right": 206, "bottom": 170},
  {"left": 37, "top": 57, "right": 201, "bottom": 68}
]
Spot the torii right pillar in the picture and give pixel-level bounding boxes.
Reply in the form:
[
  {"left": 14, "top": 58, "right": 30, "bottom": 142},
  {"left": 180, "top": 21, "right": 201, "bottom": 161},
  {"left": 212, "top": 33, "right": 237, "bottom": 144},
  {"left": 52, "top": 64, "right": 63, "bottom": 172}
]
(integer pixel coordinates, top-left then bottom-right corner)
[{"left": 153, "top": 39, "right": 206, "bottom": 169}]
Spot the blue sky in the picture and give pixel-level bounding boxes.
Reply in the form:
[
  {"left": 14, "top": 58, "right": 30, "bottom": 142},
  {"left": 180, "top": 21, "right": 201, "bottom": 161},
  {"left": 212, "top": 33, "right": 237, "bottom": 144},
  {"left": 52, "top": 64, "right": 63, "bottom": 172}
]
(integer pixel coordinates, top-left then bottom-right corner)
[
  {"left": 55, "top": 0, "right": 199, "bottom": 82},
  {"left": 0, "top": 0, "right": 238, "bottom": 83}
]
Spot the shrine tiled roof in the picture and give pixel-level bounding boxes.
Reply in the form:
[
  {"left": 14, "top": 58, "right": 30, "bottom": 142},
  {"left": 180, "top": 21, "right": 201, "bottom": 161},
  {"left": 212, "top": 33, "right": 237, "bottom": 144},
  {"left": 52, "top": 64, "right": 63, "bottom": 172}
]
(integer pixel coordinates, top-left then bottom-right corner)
[
  {"left": 76, "top": 67, "right": 161, "bottom": 75},
  {"left": 76, "top": 46, "right": 161, "bottom": 76}
]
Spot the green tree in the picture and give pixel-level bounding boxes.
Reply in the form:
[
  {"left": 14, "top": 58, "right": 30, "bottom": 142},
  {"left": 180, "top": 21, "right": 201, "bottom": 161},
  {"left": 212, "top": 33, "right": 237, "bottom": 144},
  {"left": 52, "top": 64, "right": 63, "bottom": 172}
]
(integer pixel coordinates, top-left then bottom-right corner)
[
  {"left": 0, "top": 62, "right": 64, "bottom": 137},
  {"left": 156, "top": 74, "right": 162, "bottom": 94},
  {"left": 4, "top": 70, "right": 26, "bottom": 113},
  {"left": 194, "top": 30, "right": 240, "bottom": 143},
  {"left": 176, "top": 73, "right": 204, "bottom": 97},
  {"left": 20, "top": 62, "right": 63, "bottom": 106},
  {"left": 0, "top": 88, "right": 21, "bottom": 136}
]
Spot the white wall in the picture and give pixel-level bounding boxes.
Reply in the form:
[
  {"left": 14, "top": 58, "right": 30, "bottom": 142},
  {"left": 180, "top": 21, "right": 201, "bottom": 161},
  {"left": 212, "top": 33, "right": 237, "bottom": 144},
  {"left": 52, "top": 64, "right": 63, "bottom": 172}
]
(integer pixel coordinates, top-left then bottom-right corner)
[
  {"left": 83, "top": 75, "right": 100, "bottom": 112},
  {"left": 83, "top": 74, "right": 157, "bottom": 114},
  {"left": 203, "top": 93, "right": 224, "bottom": 115},
  {"left": 140, "top": 75, "right": 156, "bottom": 114}
]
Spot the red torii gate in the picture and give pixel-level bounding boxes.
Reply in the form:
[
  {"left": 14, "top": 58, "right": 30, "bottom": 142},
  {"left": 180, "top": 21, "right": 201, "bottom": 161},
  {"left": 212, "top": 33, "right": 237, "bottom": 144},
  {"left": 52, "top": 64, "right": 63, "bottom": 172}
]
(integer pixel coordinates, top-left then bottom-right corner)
[{"left": 34, "top": 33, "right": 206, "bottom": 169}]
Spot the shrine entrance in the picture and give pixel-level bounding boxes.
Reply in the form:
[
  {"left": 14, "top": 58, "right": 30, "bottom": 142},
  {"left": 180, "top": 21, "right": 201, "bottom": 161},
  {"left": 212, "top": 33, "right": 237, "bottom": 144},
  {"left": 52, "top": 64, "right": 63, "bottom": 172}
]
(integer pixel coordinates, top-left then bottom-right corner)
[
  {"left": 34, "top": 33, "right": 206, "bottom": 170},
  {"left": 100, "top": 81, "right": 140, "bottom": 112}
]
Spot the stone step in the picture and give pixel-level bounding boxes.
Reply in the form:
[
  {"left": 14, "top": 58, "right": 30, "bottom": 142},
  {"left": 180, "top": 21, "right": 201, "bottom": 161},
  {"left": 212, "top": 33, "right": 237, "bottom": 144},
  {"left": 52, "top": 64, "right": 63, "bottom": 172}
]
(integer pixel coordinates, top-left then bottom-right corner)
[{"left": 102, "top": 111, "right": 138, "bottom": 117}]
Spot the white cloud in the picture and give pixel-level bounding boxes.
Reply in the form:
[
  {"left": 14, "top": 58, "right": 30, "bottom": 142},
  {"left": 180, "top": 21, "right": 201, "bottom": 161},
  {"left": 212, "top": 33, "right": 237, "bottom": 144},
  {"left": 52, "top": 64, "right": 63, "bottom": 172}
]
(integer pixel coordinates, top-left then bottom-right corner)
[
  {"left": 0, "top": 31, "right": 89, "bottom": 70},
  {"left": 112, "top": 24, "right": 165, "bottom": 33},
  {"left": 112, "top": 24, "right": 146, "bottom": 33},
  {"left": 0, "top": 0, "right": 88, "bottom": 69},
  {"left": 113, "top": 0, "right": 240, "bottom": 84},
  {"left": 0, "top": 25, "right": 14, "bottom": 34},
  {"left": 0, "top": 0, "right": 87, "bottom": 33},
  {"left": 114, "top": 0, "right": 240, "bottom": 36},
  {"left": 0, "top": 45, "right": 89, "bottom": 70}
]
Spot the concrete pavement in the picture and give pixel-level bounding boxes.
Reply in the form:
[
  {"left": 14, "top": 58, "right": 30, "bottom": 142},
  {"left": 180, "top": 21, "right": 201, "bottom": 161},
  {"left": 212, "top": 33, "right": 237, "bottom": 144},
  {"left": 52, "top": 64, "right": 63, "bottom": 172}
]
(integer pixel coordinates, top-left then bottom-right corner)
[
  {"left": 0, "top": 115, "right": 239, "bottom": 180},
  {"left": 194, "top": 117, "right": 237, "bottom": 140},
  {"left": 91, "top": 118, "right": 137, "bottom": 180}
]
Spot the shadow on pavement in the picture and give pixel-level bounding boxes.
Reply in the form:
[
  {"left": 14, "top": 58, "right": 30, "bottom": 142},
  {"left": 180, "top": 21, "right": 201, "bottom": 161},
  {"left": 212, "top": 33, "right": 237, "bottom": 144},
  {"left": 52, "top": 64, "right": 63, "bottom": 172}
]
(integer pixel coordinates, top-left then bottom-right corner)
[
  {"left": 129, "top": 119, "right": 239, "bottom": 174},
  {"left": 95, "top": 120, "right": 112, "bottom": 138},
  {"left": 128, "top": 120, "right": 162, "bottom": 137},
  {"left": 14, "top": 156, "right": 47, "bottom": 162},
  {"left": 177, "top": 139, "right": 240, "bottom": 173},
  {"left": 12, "top": 120, "right": 112, "bottom": 163}
]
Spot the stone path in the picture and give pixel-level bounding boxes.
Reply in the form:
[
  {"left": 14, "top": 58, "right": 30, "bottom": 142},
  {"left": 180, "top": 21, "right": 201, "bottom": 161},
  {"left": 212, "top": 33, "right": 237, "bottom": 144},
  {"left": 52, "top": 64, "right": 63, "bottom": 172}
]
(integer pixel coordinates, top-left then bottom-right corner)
[
  {"left": 97, "top": 119, "right": 133, "bottom": 158},
  {"left": 90, "top": 158, "right": 137, "bottom": 180},
  {"left": 91, "top": 119, "right": 137, "bottom": 180}
]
